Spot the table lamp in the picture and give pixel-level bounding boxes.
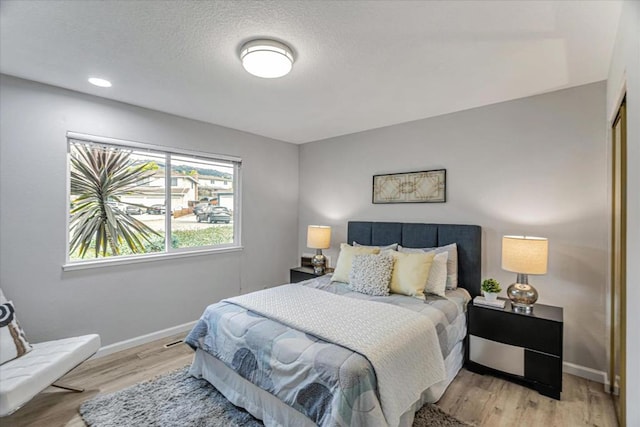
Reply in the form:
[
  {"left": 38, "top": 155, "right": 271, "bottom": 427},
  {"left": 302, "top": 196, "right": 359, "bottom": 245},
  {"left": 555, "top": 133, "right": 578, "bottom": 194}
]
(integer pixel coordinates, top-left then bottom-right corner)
[
  {"left": 307, "top": 225, "right": 331, "bottom": 274},
  {"left": 502, "top": 235, "right": 548, "bottom": 313}
]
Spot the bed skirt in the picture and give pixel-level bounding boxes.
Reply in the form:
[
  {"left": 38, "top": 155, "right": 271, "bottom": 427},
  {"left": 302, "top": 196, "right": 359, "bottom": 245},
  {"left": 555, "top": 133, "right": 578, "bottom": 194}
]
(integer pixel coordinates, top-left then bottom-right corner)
[{"left": 188, "top": 340, "right": 465, "bottom": 427}]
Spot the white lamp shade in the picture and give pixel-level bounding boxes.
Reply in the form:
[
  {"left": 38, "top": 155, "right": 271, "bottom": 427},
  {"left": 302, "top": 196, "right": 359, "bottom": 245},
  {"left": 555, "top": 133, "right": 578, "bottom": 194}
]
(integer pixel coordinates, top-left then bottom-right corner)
[
  {"left": 502, "top": 235, "right": 548, "bottom": 274},
  {"left": 240, "top": 39, "right": 294, "bottom": 78},
  {"left": 307, "top": 225, "right": 331, "bottom": 249}
]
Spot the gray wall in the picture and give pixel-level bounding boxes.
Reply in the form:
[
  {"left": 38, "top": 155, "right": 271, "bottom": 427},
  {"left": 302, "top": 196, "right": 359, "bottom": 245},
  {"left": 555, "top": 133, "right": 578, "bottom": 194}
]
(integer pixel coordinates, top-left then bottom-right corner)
[
  {"left": 0, "top": 75, "right": 299, "bottom": 346},
  {"left": 0, "top": 72, "right": 615, "bottom": 379},
  {"left": 607, "top": 1, "right": 640, "bottom": 423},
  {"left": 299, "top": 82, "right": 608, "bottom": 372}
]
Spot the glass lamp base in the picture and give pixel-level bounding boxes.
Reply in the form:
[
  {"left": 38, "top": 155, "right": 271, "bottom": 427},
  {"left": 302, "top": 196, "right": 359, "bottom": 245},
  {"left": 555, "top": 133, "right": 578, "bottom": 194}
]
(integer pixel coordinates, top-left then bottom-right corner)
[
  {"left": 311, "top": 253, "right": 326, "bottom": 275},
  {"left": 507, "top": 282, "right": 538, "bottom": 313}
]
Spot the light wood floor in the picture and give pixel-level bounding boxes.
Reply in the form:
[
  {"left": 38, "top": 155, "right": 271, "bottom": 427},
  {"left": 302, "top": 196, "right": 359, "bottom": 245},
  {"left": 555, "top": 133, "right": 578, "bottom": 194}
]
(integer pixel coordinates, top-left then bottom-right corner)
[{"left": 3, "top": 333, "right": 618, "bottom": 427}]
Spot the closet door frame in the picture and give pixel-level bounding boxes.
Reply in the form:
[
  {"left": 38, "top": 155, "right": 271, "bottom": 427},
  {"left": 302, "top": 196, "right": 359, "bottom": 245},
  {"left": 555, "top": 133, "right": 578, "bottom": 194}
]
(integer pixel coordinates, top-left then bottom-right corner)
[{"left": 610, "top": 94, "right": 626, "bottom": 426}]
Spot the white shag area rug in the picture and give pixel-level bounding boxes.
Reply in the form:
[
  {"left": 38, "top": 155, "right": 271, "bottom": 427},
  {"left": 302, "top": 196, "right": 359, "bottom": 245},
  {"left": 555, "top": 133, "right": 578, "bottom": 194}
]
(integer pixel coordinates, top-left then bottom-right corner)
[{"left": 80, "top": 366, "right": 470, "bottom": 427}]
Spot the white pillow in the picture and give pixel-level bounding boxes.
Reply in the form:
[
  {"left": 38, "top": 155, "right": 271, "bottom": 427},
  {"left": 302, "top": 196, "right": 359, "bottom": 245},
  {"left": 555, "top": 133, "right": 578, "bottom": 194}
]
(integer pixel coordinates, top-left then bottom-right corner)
[
  {"left": 425, "top": 251, "right": 448, "bottom": 297},
  {"left": 389, "top": 250, "right": 435, "bottom": 299},
  {"left": 332, "top": 243, "right": 381, "bottom": 283},
  {"left": 0, "top": 301, "right": 33, "bottom": 365},
  {"left": 348, "top": 253, "right": 393, "bottom": 296},
  {"left": 398, "top": 243, "right": 458, "bottom": 289},
  {"left": 353, "top": 241, "right": 398, "bottom": 251}
]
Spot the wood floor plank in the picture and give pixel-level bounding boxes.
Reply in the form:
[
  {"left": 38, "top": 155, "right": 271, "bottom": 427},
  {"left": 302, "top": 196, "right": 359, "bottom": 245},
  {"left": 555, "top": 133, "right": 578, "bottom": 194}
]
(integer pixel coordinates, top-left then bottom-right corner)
[
  {"left": 3, "top": 333, "right": 193, "bottom": 427},
  {"left": 436, "top": 368, "right": 617, "bottom": 427},
  {"left": 3, "top": 333, "right": 617, "bottom": 426}
]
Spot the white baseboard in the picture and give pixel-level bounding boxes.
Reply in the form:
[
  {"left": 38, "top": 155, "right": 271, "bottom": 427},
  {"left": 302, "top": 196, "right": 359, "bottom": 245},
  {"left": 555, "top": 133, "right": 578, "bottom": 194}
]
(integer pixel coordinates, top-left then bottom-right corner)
[
  {"left": 563, "top": 361, "right": 609, "bottom": 392},
  {"left": 92, "top": 320, "right": 197, "bottom": 359}
]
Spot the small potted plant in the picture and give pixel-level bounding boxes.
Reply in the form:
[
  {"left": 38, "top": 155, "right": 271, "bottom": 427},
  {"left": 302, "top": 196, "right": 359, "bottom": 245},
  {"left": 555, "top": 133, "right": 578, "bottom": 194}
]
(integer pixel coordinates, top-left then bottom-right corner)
[{"left": 481, "top": 278, "right": 502, "bottom": 302}]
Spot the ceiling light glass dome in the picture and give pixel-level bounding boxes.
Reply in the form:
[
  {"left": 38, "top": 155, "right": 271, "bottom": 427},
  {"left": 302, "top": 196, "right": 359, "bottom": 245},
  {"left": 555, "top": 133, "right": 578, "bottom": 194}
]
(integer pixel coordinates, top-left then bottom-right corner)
[
  {"left": 240, "top": 39, "right": 294, "bottom": 78},
  {"left": 88, "top": 77, "right": 112, "bottom": 87}
]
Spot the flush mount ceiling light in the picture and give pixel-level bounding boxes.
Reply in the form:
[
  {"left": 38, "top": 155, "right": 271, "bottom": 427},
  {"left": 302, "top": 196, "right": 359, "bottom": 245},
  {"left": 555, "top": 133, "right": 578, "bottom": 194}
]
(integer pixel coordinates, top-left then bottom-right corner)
[
  {"left": 88, "top": 77, "right": 112, "bottom": 88},
  {"left": 240, "top": 39, "right": 294, "bottom": 78}
]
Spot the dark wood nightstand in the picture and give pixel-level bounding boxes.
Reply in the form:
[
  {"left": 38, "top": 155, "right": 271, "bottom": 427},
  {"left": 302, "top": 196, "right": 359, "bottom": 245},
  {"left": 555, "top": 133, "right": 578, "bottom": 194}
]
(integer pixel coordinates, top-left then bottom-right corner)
[
  {"left": 290, "top": 267, "right": 332, "bottom": 283},
  {"left": 466, "top": 298, "right": 563, "bottom": 400}
]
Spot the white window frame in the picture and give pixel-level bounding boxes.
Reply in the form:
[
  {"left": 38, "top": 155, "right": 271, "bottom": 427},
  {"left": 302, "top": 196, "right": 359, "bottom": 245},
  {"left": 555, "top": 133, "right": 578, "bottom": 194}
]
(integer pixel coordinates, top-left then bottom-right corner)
[{"left": 63, "top": 131, "right": 242, "bottom": 271}]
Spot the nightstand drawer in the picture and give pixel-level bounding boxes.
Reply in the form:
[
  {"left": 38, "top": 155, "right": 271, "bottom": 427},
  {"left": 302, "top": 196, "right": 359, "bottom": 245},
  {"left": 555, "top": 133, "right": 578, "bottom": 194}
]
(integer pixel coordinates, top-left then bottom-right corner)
[
  {"left": 525, "top": 350, "right": 562, "bottom": 389},
  {"left": 469, "top": 306, "right": 562, "bottom": 356},
  {"left": 290, "top": 269, "right": 316, "bottom": 283},
  {"left": 469, "top": 336, "right": 524, "bottom": 376}
]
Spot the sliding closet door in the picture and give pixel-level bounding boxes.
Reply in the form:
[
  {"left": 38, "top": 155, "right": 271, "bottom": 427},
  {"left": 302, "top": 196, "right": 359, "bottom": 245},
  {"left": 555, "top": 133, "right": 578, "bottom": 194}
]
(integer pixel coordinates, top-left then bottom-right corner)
[{"left": 610, "top": 96, "right": 626, "bottom": 426}]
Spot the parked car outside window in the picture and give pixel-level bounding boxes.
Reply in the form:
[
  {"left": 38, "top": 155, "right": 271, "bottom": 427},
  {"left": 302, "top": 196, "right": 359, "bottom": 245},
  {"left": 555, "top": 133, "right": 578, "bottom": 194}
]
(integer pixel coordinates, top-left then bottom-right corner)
[
  {"left": 125, "top": 205, "right": 143, "bottom": 215},
  {"left": 147, "top": 204, "right": 166, "bottom": 215},
  {"left": 193, "top": 203, "right": 209, "bottom": 216},
  {"left": 196, "top": 206, "right": 231, "bottom": 223}
]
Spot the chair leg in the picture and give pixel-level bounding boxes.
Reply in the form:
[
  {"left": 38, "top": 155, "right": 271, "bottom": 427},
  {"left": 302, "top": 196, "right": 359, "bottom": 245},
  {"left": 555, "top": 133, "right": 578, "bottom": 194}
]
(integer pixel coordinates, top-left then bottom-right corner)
[{"left": 51, "top": 382, "right": 84, "bottom": 392}]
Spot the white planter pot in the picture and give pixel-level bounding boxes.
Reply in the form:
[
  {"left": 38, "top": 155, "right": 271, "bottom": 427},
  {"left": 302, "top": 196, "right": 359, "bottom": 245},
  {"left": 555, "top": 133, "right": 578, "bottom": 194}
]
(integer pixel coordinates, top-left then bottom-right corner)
[{"left": 484, "top": 292, "right": 498, "bottom": 302}]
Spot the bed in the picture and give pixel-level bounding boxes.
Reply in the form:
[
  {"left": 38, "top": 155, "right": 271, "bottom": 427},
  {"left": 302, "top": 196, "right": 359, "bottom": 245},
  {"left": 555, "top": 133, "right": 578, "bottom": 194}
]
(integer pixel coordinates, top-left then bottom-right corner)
[{"left": 186, "top": 221, "right": 481, "bottom": 427}]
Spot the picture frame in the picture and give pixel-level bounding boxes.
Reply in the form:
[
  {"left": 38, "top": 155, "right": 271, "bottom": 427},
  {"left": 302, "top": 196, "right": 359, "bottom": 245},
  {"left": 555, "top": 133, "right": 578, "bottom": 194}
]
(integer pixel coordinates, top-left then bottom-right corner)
[{"left": 372, "top": 169, "right": 446, "bottom": 204}]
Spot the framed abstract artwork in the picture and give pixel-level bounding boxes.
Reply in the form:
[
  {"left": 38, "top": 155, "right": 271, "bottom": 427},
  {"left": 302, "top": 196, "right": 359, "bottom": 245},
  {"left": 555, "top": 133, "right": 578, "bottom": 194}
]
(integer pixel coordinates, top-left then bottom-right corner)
[{"left": 372, "top": 169, "right": 446, "bottom": 204}]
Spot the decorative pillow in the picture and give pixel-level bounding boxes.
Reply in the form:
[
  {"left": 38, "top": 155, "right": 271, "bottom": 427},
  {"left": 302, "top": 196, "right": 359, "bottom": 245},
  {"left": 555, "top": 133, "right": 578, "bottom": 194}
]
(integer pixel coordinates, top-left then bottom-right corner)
[
  {"left": 348, "top": 253, "right": 393, "bottom": 296},
  {"left": 353, "top": 241, "right": 399, "bottom": 252},
  {"left": 425, "top": 251, "right": 448, "bottom": 297},
  {"left": 398, "top": 243, "right": 458, "bottom": 289},
  {"left": 332, "top": 243, "right": 380, "bottom": 283},
  {"left": 0, "top": 301, "right": 33, "bottom": 365},
  {"left": 389, "top": 251, "right": 435, "bottom": 299},
  {"left": 0, "top": 288, "right": 6, "bottom": 304}
]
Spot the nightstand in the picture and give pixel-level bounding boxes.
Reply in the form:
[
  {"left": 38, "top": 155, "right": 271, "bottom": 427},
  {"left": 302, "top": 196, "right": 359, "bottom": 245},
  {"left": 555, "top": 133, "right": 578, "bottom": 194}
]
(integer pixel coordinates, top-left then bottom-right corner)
[
  {"left": 466, "top": 298, "right": 563, "bottom": 400},
  {"left": 289, "top": 267, "right": 330, "bottom": 283}
]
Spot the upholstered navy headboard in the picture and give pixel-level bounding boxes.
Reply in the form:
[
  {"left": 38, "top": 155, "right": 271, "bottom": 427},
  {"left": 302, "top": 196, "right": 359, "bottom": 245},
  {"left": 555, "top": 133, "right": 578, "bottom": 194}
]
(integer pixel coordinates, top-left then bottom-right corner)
[{"left": 347, "top": 221, "right": 482, "bottom": 297}]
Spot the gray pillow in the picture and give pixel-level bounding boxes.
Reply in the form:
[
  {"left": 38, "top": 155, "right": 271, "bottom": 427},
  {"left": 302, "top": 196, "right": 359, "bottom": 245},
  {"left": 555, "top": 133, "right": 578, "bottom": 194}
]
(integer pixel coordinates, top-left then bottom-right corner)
[
  {"left": 348, "top": 253, "right": 393, "bottom": 296},
  {"left": 353, "top": 241, "right": 398, "bottom": 251},
  {"left": 398, "top": 243, "right": 458, "bottom": 289}
]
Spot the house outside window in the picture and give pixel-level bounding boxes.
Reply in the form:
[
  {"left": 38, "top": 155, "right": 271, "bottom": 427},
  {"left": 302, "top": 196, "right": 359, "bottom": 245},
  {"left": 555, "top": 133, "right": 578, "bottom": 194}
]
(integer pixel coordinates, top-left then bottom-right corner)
[{"left": 65, "top": 132, "right": 241, "bottom": 268}]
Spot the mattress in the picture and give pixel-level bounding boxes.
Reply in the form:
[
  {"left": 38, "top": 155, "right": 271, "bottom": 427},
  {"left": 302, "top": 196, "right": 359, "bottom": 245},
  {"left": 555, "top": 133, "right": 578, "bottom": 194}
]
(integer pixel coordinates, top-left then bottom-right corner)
[
  {"left": 185, "top": 275, "right": 470, "bottom": 426},
  {"left": 302, "top": 276, "right": 470, "bottom": 359}
]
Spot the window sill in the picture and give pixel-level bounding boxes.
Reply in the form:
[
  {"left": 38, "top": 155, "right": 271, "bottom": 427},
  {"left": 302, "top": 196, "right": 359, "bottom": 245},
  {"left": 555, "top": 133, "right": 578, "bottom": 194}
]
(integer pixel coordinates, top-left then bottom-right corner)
[{"left": 62, "top": 246, "right": 243, "bottom": 272}]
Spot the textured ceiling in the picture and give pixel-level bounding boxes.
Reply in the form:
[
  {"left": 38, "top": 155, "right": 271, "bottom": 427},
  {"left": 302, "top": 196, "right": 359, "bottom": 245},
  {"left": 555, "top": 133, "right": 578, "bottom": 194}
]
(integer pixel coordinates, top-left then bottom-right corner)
[{"left": 0, "top": 1, "right": 622, "bottom": 144}]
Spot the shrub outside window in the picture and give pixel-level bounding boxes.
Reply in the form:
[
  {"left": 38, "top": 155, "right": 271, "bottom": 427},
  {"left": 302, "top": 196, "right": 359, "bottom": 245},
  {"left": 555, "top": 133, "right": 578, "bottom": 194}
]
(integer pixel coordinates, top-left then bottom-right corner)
[{"left": 66, "top": 132, "right": 241, "bottom": 267}]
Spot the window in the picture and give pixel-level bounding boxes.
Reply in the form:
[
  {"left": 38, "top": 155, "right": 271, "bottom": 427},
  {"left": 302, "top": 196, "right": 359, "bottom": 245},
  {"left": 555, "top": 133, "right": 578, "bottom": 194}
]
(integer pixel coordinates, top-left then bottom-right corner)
[{"left": 66, "top": 132, "right": 241, "bottom": 268}]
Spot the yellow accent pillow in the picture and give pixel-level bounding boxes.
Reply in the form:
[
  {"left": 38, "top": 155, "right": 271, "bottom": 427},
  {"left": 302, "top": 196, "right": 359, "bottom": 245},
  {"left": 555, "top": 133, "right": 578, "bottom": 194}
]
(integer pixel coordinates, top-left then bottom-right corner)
[
  {"left": 331, "top": 243, "right": 381, "bottom": 283},
  {"left": 390, "top": 251, "right": 435, "bottom": 299}
]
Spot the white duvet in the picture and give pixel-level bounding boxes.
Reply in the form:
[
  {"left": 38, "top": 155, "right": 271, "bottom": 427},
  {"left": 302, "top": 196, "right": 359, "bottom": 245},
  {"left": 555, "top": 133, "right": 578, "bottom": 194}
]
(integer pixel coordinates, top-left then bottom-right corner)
[{"left": 225, "top": 284, "right": 446, "bottom": 427}]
